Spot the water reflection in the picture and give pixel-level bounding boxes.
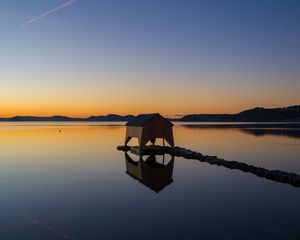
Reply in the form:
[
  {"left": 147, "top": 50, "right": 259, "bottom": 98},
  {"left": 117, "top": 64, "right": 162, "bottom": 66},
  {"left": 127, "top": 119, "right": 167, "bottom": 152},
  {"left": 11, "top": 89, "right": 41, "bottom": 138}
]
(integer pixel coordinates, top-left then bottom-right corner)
[
  {"left": 0, "top": 123, "right": 299, "bottom": 239},
  {"left": 180, "top": 124, "right": 300, "bottom": 139},
  {"left": 124, "top": 152, "right": 174, "bottom": 193},
  {"left": 240, "top": 128, "right": 300, "bottom": 139}
]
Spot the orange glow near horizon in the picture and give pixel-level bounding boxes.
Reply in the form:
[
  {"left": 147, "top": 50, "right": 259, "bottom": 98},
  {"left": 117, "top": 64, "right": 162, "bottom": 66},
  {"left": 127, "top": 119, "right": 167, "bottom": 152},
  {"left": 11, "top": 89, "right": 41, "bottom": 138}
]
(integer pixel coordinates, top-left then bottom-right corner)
[
  {"left": 1, "top": 57, "right": 299, "bottom": 118},
  {"left": 1, "top": 99, "right": 299, "bottom": 118},
  {"left": 1, "top": 75, "right": 299, "bottom": 118}
]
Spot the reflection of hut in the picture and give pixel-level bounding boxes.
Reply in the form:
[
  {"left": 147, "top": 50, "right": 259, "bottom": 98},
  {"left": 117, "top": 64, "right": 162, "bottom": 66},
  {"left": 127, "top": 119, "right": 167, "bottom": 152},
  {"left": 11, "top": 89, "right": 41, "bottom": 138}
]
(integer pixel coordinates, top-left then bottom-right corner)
[
  {"left": 125, "top": 113, "right": 174, "bottom": 148},
  {"left": 125, "top": 153, "right": 174, "bottom": 193}
]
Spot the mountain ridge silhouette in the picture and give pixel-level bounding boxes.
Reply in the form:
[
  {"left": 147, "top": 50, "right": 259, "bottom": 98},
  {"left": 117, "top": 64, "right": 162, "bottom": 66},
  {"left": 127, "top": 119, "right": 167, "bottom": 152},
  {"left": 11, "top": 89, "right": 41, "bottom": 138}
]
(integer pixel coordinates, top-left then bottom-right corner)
[{"left": 1, "top": 105, "right": 299, "bottom": 122}]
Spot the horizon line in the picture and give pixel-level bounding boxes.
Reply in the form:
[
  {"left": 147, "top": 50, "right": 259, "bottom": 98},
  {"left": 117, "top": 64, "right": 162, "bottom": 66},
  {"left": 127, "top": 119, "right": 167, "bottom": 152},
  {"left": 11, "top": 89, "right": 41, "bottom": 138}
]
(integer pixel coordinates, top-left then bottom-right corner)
[{"left": 0, "top": 104, "right": 299, "bottom": 119}]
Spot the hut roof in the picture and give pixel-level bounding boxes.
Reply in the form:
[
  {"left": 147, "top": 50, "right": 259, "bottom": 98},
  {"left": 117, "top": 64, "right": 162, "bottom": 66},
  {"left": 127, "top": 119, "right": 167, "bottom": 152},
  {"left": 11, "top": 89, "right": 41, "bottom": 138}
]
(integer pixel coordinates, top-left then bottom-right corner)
[{"left": 126, "top": 113, "right": 173, "bottom": 126}]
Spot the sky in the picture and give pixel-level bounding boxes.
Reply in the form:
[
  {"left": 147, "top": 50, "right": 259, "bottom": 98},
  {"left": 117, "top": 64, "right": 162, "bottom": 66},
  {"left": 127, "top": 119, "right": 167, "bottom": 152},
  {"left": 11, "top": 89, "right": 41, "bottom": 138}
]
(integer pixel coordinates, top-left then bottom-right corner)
[{"left": 0, "top": 0, "right": 300, "bottom": 117}]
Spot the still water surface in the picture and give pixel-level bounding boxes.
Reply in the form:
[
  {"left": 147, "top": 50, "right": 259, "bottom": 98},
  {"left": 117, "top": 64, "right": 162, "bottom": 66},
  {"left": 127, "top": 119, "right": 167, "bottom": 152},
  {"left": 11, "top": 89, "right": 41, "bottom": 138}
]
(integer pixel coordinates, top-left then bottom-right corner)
[{"left": 0, "top": 122, "right": 299, "bottom": 240}]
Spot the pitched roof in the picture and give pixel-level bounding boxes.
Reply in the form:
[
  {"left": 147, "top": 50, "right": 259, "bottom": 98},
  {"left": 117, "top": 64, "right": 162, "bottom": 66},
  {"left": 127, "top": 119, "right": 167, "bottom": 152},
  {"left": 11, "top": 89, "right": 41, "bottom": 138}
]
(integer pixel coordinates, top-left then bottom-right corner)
[
  {"left": 126, "top": 113, "right": 173, "bottom": 126},
  {"left": 126, "top": 113, "right": 158, "bottom": 126}
]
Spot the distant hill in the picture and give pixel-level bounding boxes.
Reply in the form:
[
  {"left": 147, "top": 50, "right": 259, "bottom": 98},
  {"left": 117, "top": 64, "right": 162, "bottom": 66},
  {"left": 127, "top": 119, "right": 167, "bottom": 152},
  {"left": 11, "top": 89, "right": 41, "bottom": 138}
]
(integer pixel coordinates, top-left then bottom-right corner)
[
  {"left": 1, "top": 105, "right": 300, "bottom": 122},
  {"left": 0, "top": 115, "right": 134, "bottom": 122},
  {"left": 86, "top": 114, "right": 134, "bottom": 122},
  {"left": 178, "top": 105, "right": 300, "bottom": 122}
]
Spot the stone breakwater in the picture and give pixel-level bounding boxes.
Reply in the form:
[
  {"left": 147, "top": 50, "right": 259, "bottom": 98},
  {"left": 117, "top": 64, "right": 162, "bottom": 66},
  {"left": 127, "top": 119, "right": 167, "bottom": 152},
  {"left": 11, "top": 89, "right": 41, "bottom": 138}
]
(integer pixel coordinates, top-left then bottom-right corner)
[{"left": 117, "top": 145, "right": 300, "bottom": 187}]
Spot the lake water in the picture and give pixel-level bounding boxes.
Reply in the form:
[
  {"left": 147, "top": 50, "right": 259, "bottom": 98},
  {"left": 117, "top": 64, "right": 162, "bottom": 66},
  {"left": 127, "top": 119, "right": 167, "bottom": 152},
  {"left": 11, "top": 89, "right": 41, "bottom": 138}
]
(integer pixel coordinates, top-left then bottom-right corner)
[{"left": 0, "top": 122, "right": 300, "bottom": 240}]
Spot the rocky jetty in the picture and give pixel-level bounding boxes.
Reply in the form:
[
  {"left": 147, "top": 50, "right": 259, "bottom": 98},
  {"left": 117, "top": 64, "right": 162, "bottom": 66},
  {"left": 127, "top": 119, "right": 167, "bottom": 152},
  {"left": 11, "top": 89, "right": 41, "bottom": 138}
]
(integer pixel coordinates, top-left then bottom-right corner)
[{"left": 117, "top": 145, "right": 300, "bottom": 187}]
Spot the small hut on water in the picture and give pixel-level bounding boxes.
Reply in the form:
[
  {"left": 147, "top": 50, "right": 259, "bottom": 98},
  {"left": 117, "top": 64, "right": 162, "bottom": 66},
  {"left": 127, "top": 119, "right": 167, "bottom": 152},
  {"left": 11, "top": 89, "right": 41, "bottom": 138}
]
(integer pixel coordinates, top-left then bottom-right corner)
[{"left": 125, "top": 113, "right": 174, "bottom": 149}]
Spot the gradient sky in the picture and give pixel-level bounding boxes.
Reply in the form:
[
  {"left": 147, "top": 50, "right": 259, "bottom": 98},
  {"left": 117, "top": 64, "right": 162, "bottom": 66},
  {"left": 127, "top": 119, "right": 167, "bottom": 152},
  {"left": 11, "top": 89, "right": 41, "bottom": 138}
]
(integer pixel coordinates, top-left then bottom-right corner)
[{"left": 1, "top": 0, "right": 300, "bottom": 117}]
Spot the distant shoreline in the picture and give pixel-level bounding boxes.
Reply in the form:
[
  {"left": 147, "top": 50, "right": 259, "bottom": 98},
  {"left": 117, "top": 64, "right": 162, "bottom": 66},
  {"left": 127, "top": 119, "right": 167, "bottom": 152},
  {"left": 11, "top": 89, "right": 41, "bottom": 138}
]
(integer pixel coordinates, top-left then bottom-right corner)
[
  {"left": 0, "top": 119, "right": 300, "bottom": 123},
  {"left": 1, "top": 121, "right": 300, "bottom": 128},
  {"left": 1, "top": 104, "right": 299, "bottom": 122}
]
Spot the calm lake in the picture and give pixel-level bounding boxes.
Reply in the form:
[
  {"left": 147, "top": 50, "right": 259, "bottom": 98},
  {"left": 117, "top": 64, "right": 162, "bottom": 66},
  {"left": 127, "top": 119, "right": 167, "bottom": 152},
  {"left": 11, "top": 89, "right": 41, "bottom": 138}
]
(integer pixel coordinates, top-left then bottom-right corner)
[{"left": 0, "top": 122, "right": 300, "bottom": 240}]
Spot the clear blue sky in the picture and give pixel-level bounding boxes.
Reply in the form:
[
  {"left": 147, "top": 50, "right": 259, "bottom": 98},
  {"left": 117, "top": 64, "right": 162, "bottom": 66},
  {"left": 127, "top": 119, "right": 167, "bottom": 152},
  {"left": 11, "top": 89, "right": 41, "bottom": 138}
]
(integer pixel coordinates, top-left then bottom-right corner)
[{"left": 1, "top": 0, "right": 299, "bottom": 117}]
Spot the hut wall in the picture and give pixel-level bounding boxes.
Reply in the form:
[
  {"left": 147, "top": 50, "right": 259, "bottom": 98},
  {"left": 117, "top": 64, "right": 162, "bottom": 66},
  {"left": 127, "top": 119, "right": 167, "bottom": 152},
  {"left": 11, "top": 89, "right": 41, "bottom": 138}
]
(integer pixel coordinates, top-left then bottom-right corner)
[{"left": 125, "top": 126, "right": 142, "bottom": 145}]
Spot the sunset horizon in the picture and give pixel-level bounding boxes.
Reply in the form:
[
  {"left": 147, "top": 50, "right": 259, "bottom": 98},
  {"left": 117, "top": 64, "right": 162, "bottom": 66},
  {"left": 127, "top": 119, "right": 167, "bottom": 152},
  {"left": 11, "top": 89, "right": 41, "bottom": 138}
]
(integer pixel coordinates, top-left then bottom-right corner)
[{"left": 1, "top": 102, "right": 299, "bottom": 119}]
